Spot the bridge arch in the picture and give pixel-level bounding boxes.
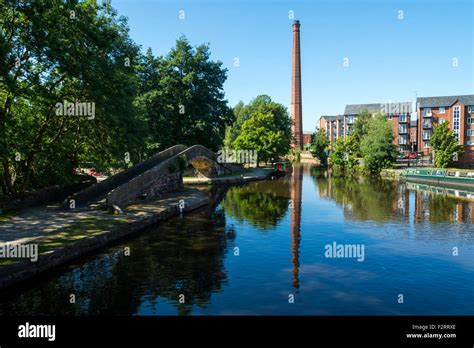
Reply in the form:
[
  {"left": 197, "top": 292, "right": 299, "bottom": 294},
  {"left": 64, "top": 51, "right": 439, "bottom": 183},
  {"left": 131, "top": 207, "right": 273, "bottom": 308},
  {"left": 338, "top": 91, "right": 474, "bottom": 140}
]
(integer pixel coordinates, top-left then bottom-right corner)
[{"left": 106, "top": 145, "right": 240, "bottom": 208}]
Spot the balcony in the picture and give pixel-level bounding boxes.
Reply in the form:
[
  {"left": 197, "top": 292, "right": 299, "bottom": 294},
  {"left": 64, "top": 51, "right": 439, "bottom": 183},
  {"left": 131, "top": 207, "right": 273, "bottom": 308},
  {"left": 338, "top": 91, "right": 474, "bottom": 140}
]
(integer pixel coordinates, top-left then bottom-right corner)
[
  {"left": 398, "top": 126, "right": 408, "bottom": 134},
  {"left": 399, "top": 137, "right": 408, "bottom": 145},
  {"left": 422, "top": 132, "right": 431, "bottom": 141},
  {"left": 422, "top": 120, "right": 432, "bottom": 129},
  {"left": 398, "top": 115, "right": 408, "bottom": 123},
  {"left": 422, "top": 110, "right": 432, "bottom": 118}
]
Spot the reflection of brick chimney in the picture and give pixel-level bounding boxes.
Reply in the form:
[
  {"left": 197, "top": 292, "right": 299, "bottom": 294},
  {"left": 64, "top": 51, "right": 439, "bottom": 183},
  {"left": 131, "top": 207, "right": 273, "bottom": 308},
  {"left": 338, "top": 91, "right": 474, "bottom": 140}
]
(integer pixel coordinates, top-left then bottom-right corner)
[
  {"left": 290, "top": 165, "right": 302, "bottom": 289},
  {"left": 291, "top": 20, "right": 303, "bottom": 150}
]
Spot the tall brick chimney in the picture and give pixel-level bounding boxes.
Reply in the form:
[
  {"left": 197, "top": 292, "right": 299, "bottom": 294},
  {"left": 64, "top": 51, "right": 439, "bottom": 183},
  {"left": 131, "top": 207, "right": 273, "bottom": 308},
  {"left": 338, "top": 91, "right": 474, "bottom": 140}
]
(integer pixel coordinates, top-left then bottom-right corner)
[{"left": 291, "top": 20, "right": 303, "bottom": 150}]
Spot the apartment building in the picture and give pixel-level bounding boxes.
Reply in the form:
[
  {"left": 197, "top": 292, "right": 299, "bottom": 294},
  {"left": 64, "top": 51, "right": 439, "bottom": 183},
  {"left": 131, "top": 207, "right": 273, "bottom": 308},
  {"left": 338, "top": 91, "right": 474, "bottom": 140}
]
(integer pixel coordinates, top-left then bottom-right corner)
[
  {"left": 343, "top": 102, "right": 413, "bottom": 153},
  {"left": 409, "top": 119, "right": 418, "bottom": 152},
  {"left": 417, "top": 94, "right": 474, "bottom": 165},
  {"left": 319, "top": 115, "right": 344, "bottom": 145}
]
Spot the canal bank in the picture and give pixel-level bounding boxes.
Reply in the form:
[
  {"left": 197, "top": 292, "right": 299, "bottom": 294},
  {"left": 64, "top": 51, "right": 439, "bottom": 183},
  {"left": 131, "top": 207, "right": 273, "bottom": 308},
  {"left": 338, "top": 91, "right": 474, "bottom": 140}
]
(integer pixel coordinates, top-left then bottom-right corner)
[
  {"left": 0, "top": 168, "right": 274, "bottom": 291},
  {"left": 0, "top": 188, "right": 208, "bottom": 290},
  {"left": 183, "top": 168, "right": 273, "bottom": 185}
]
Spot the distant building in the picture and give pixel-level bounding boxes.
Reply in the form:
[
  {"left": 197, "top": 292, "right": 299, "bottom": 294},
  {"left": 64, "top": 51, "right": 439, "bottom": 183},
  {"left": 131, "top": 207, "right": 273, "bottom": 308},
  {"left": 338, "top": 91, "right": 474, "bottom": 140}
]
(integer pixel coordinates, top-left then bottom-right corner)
[
  {"left": 409, "top": 119, "right": 418, "bottom": 152},
  {"left": 343, "top": 102, "right": 413, "bottom": 153},
  {"left": 417, "top": 94, "right": 474, "bottom": 165},
  {"left": 319, "top": 115, "right": 344, "bottom": 145},
  {"left": 302, "top": 132, "right": 312, "bottom": 150}
]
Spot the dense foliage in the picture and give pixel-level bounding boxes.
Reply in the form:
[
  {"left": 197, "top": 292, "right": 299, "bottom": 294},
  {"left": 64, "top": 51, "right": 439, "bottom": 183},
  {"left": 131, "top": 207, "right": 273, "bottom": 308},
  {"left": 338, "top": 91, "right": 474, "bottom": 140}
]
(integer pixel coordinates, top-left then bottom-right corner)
[
  {"left": 429, "top": 121, "right": 462, "bottom": 168},
  {"left": 225, "top": 95, "right": 290, "bottom": 165},
  {"left": 0, "top": 0, "right": 231, "bottom": 195},
  {"left": 360, "top": 114, "right": 398, "bottom": 173},
  {"left": 310, "top": 128, "right": 330, "bottom": 166}
]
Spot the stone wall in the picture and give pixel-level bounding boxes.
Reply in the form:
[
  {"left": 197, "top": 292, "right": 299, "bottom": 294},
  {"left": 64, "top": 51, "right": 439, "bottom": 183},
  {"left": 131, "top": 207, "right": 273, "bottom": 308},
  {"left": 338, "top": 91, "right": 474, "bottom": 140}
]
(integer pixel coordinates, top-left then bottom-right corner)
[
  {"left": 69, "top": 144, "right": 187, "bottom": 206},
  {"left": 106, "top": 145, "right": 242, "bottom": 208}
]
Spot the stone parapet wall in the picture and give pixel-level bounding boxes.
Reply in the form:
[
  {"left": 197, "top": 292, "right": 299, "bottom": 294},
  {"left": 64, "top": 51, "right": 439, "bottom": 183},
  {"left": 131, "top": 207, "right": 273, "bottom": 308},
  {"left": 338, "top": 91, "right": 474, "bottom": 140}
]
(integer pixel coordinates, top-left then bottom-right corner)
[
  {"left": 106, "top": 145, "right": 241, "bottom": 208},
  {"left": 69, "top": 145, "right": 187, "bottom": 205}
]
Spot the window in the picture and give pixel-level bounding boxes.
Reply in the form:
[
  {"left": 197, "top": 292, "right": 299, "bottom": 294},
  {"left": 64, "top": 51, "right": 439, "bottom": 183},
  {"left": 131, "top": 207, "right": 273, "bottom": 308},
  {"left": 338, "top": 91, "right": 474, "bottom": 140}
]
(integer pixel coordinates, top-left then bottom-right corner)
[
  {"left": 423, "top": 130, "right": 431, "bottom": 140},
  {"left": 439, "top": 118, "right": 446, "bottom": 124},
  {"left": 424, "top": 142, "right": 430, "bottom": 148},
  {"left": 467, "top": 141, "right": 474, "bottom": 145},
  {"left": 399, "top": 114, "right": 407, "bottom": 122},
  {"left": 439, "top": 107, "right": 445, "bottom": 114},
  {"left": 399, "top": 135, "right": 407, "bottom": 145},
  {"left": 468, "top": 118, "right": 474, "bottom": 124},
  {"left": 453, "top": 106, "right": 460, "bottom": 142},
  {"left": 468, "top": 106, "right": 473, "bottom": 114},
  {"left": 399, "top": 125, "right": 407, "bottom": 133},
  {"left": 468, "top": 129, "right": 474, "bottom": 137},
  {"left": 425, "top": 108, "right": 432, "bottom": 116}
]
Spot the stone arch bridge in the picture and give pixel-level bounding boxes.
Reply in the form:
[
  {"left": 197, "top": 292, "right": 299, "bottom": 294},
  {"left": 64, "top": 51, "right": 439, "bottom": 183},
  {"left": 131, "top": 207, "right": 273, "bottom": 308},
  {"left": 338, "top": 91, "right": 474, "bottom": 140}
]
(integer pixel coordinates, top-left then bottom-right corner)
[{"left": 68, "top": 145, "right": 241, "bottom": 209}]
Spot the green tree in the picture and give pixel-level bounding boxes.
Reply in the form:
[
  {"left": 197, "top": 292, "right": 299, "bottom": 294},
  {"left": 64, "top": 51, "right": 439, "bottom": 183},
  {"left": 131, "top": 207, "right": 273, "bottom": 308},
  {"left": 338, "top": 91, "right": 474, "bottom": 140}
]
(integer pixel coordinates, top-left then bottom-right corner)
[
  {"left": 360, "top": 114, "right": 397, "bottom": 174},
  {"left": 429, "top": 121, "right": 462, "bottom": 168},
  {"left": 136, "top": 37, "right": 232, "bottom": 153},
  {"left": 0, "top": 0, "right": 143, "bottom": 194},
  {"left": 310, "top": 128, "right": 330, "bottom": 166},
  {"left": 224, "top": 95, "right": 289, "bottom": 149},
  {"left": 233, "top": 110, "right": 290, "bottom": 165},
  {"left": 329, "top": 136, "right": 358, "bottom": 172},
  {"left": 351, "top": 109, "right": 371, "bottom": 155}
]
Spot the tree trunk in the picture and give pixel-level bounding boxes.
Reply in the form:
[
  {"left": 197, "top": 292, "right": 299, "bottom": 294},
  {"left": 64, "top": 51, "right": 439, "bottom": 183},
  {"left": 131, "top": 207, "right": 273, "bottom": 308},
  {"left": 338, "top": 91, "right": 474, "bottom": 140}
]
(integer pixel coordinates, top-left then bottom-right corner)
[{"left": 2, "top": 160, "right": 15, "bottom": 195}]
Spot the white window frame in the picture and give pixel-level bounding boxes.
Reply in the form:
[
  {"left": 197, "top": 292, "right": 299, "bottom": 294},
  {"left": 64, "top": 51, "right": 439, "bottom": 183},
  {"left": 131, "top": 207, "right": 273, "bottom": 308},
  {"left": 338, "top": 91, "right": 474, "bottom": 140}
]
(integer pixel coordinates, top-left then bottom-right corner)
[
  {"left": 439, "top": 107, "right": 445, "bottom": 114},
  {"left": 453, "top": 106, "right": 460, "bottom": 142},
  {"left": 468, "top": 106, "right": 473, "bottom": 114},
  {"left": 468, "top": 118, "right": 474, "bottom": 124},
  {"left": 425, "top": 107, "right": 432, "bottom": 116},
  {"left": 439, "top": 118, "right": 446, "bottom": 124},
  {"left": 468, "top": 129, "right": 474, "bottom": 137},
  {"left": 399, "top": 114, "right": 407, "bottom": 122}
]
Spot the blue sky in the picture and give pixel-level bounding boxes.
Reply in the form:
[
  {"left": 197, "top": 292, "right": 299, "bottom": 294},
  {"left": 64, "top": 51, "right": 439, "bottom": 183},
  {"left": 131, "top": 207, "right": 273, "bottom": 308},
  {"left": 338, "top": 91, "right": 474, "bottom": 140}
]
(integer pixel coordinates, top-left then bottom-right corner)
[{"left": 113, "top": 0, "right": 474, "bottom": 132}]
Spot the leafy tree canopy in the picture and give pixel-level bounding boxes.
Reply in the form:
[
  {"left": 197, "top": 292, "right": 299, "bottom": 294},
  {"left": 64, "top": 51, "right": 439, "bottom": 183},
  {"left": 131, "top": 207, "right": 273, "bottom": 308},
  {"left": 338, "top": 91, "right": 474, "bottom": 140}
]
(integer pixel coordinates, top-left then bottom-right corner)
[{"left": 429, "top": 121, "right": 462, "bottom": 168}]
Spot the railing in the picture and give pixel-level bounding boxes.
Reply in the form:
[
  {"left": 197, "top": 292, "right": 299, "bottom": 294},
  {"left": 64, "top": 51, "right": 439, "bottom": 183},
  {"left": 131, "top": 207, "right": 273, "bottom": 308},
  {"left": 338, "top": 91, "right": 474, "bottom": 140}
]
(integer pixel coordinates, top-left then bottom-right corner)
[
  {"left": 422, "top": 110, "right": 432, "bottom": 118},
  {"left": 398, "top": 115, "right": 408, "bottom": 123},
  {"left": 399, "top": 127, "right": 408, "bottom": 134},
  {"left": 422, "top": 120, "right": 432, "bottom": 129}
]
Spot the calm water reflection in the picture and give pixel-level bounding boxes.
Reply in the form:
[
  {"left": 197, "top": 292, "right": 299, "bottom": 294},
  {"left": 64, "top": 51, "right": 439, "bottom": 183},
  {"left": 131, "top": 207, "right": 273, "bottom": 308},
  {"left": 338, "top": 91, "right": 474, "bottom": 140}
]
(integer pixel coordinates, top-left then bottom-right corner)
[{"left": 1, "top": 165, "right": 473, "bottom": 315}]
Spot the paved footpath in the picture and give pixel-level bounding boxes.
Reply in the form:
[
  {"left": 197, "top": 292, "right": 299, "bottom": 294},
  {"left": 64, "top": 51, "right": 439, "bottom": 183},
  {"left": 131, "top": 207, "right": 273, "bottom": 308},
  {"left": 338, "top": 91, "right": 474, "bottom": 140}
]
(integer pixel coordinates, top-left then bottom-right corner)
[{"left": 0, "top": 188, "right": 208, "bottom": 289}]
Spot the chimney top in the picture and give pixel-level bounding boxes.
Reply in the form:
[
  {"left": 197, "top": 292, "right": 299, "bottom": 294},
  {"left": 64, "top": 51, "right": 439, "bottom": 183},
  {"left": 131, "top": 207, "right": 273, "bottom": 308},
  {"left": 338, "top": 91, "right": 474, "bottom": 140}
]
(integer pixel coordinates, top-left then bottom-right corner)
[{"left": 293, "top": 20, "right": 300, "bottom": 25}]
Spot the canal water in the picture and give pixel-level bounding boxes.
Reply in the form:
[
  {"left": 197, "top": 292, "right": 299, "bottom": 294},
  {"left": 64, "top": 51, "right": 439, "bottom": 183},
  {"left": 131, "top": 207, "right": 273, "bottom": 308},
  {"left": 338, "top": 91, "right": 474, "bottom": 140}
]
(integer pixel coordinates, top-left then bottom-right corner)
[{"left": 1, "top": 165, "right": 473, "bottom": 315}]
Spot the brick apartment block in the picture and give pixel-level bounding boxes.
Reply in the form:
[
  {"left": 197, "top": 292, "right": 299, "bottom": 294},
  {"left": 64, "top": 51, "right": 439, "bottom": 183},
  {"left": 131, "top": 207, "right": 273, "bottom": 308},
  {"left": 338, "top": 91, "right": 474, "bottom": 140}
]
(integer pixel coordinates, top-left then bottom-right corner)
[
  {"left": 417, "top": 94, "right": 474, "bottom": 166},
  {"left": 319, "top": 102, "right": 414, "bottom": 153}
]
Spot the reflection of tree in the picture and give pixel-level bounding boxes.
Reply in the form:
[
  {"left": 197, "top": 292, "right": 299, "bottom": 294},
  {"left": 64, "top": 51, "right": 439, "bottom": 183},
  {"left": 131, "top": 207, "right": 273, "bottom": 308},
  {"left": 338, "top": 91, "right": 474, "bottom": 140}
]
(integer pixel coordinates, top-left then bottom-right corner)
[
  {"left": 426, "top": 195, "right": 459, "bottom": 223},
  {"left": 311, "top": 168, "right": 399, "bottom": 223},
  {"left": 221, "top": 181, "right": 290, "bottom": 229},
  {"left": 0, "top": 207, "right": 230, "bottom": 316}
]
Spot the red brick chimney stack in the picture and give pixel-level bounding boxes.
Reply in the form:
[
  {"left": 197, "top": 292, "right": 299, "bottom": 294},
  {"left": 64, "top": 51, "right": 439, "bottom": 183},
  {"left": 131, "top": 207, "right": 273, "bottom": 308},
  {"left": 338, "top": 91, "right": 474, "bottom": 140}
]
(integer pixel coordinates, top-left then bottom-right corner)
[{"left": 291, "top": 20, "right": 303, "bottom": 150}]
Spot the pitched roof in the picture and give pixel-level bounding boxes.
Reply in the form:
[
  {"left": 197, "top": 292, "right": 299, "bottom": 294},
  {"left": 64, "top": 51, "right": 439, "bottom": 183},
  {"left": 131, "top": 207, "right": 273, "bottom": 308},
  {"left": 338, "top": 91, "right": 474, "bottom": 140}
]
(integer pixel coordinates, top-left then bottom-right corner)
[
  {"left": 320, "top": 115, "right": 343, "bottom": 122},
  {"left": 417, "top": 95, "right": 474, "bottom": 108},
  {"left": 344, "top": 103, "right": 383, "bottom": 115},
  {"left": 344, "top": 102, "right": 412, "bottom": 115}
]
